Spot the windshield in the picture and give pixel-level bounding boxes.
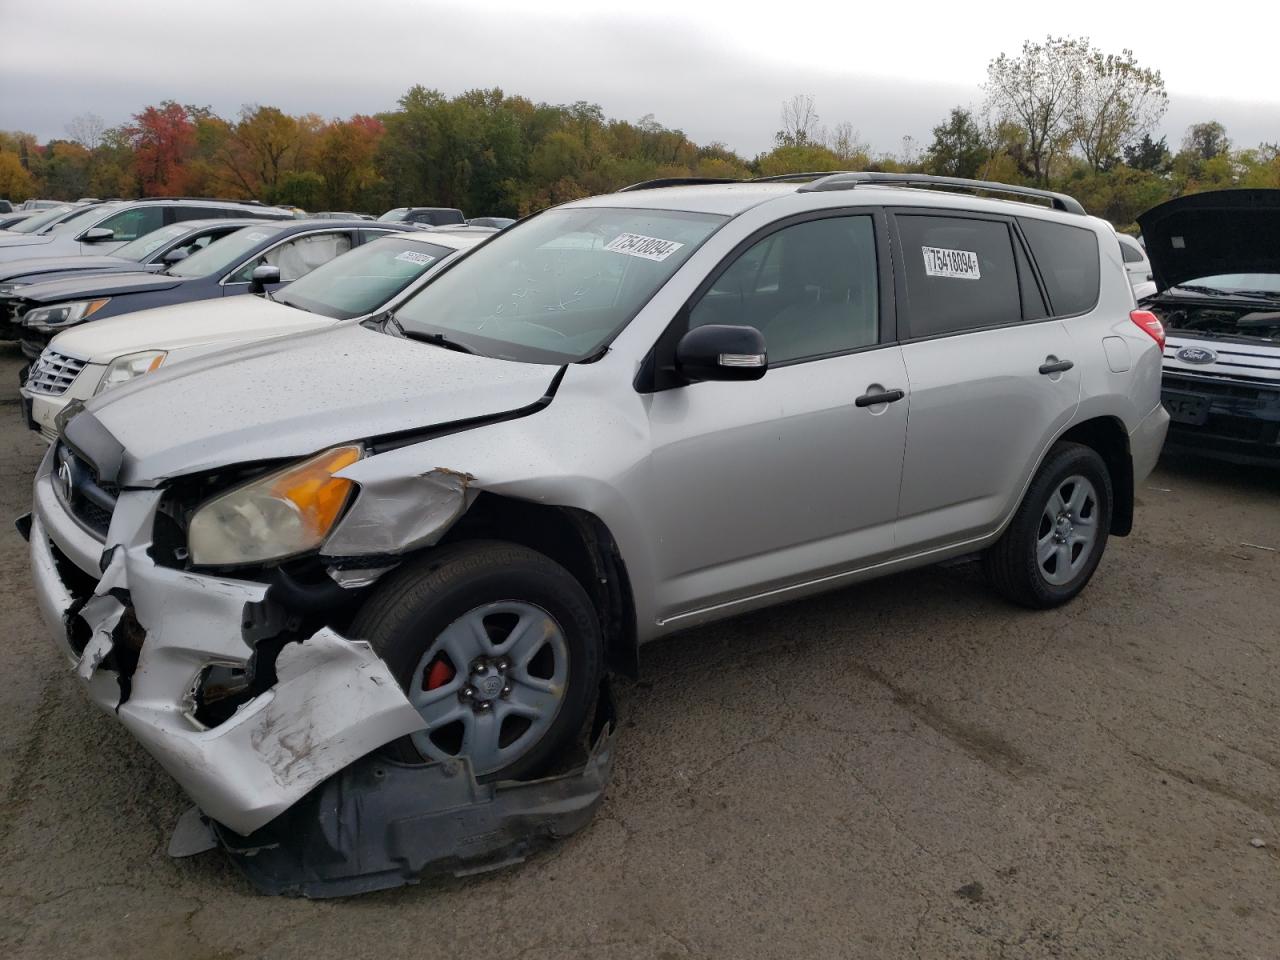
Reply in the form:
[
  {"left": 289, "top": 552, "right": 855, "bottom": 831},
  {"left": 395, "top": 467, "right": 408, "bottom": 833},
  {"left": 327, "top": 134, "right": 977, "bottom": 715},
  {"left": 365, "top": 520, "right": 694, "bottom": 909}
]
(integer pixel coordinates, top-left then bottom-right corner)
[
  {"left": 167, "top": 224, "right": 284, "bottom": 278},
  {"left": 378, "top": 208, "right": 408, "bottom": 222},
  {"left": 1174, "top": 273, "right": 1280, "bottom": 299},
  {"left": 277, "top": 237, "right": 457, "bottom": 319},
  {"left": 392, "top": 206, "right": 725, "bottom": 363},
  {"left": 49, "top": 204, "right": 122, "bottom": 236},
  {"left": 9, "top": 205, "right": 78, "bottom": 234},
  {"left": 114, "top": 224, "right": 192, "bottom": 262}
]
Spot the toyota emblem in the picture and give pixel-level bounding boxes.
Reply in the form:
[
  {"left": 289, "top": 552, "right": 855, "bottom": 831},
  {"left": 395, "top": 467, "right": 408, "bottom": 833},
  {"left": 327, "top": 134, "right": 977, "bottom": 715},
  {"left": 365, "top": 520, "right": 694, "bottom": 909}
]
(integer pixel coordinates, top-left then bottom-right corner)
[{"left": 57, "top": 459, "right": 74, "bottom": 501}]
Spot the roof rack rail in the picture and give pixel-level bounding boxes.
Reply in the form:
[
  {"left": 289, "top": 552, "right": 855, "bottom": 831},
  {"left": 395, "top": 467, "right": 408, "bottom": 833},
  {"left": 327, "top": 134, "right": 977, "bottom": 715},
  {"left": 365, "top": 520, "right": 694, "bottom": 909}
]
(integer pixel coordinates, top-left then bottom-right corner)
[
  {"left": 795, "top": 172, "right": 1086, "bottom": 214},
  {"left": 752, "top": 171, "right": 856, "bottom": 183},
  {"left": 618, "top": 177, "right": 741, "bottom": 192},
  {"left": 130, "top": 196, "right": 268, "bottom": 205}
]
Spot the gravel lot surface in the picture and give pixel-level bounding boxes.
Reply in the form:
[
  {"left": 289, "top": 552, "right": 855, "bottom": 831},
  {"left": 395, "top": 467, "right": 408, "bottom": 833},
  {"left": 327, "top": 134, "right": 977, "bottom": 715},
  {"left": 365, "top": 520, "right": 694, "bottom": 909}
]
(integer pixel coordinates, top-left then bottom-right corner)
[{"left": 0, "top": 342, "right": 1276, "bottom": 959}]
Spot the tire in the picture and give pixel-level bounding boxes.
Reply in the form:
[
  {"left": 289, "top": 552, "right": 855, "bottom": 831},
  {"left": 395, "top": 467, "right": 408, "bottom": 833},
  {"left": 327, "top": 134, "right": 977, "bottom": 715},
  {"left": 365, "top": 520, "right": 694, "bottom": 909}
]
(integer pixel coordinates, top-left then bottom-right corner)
[
  {"left": 350, "top": 540, "right": 602, "bottom": 782},
  {"left": 984, "top": 442, "right": 1113, "bottom": 609}
]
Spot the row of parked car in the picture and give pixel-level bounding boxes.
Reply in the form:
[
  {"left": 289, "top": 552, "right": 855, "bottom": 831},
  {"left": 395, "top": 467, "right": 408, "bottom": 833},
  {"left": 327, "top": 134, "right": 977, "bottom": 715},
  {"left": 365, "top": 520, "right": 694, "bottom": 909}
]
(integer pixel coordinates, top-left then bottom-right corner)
[{"left": 7, "top": 174, "right": 1276, "bottom": 862}]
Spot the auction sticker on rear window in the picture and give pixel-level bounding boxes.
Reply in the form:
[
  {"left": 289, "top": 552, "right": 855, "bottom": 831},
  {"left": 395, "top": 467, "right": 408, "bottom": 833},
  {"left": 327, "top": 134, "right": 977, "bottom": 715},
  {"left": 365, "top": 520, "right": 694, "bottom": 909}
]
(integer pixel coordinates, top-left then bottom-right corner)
[
  {"left": 922, "top": 246, "right": 981, "bottom": 280},
  {"left": 604, "top": 233, "right": 684, "bottom": 262},
  {"left": 394, "top": 250, "right": 436, "bottom": 266}
]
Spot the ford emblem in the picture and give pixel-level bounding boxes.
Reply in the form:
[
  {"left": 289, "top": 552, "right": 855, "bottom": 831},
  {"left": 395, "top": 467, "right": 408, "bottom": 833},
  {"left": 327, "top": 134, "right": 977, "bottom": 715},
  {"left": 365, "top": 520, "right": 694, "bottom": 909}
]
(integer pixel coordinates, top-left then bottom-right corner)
[{"left": 1175, "top": 346, "right": 1218, "bottom": 365}]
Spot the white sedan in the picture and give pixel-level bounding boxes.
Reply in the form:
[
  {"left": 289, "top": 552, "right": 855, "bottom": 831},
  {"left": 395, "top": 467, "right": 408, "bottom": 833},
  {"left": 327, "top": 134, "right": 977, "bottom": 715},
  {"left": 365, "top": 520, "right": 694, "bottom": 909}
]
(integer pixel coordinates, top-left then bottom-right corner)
[{"left": 21, "top": 229, "right": 490, "bottom": 441}]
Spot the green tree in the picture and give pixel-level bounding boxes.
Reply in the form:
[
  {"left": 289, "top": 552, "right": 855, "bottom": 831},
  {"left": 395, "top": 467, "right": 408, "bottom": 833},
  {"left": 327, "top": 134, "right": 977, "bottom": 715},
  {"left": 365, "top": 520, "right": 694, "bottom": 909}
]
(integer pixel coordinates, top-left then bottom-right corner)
[{"left": 923, "top": 108, "right": 989, "bottom": 178}]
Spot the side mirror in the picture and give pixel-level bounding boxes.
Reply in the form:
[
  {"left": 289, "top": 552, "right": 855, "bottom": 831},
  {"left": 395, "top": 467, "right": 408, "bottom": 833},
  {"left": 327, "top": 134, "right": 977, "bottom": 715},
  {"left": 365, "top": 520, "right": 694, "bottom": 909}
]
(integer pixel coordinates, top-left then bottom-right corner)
[
  {"left": 675, "top": 324, "right": 767, "bottom": 383},
  {"left": 248, "top": 264, "right": 281, "bottom": 294},
  {"left": 82, "top": 227, "right": 114, "bottom": 243},
  {"left": 162, "top": 247, "right": 189, "bottom": 264}
]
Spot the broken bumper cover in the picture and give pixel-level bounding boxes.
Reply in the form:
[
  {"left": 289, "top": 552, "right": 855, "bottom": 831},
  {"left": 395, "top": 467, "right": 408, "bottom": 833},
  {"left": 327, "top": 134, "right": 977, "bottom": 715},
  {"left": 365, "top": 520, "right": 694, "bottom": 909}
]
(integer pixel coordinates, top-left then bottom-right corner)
[
  {"left": 28, "top": 459, "right": 426, "bottom": 836},
  {"left": 200, "top": 691, "right": 616, "bottom": 899}
]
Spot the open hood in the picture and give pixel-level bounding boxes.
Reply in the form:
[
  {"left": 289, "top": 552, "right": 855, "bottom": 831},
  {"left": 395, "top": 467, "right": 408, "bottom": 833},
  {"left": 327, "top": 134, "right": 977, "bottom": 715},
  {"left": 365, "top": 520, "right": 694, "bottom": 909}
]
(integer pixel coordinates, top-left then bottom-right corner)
[
  {"left": 78, "top": 323, "right": 561, "bottom": 484},
  {"left": 15, "top": 270, "right": 186, "bottom": 304},
  {"left": 1138, "top": 189, "right": 1280, "bottom": 292}
]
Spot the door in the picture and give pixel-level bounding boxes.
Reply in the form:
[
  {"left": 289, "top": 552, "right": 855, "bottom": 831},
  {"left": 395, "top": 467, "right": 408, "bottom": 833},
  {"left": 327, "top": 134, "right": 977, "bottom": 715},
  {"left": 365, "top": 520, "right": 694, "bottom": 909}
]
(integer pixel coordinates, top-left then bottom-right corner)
[
  {"left": 223, "top": 230, "right": 355, "bottom": 295},
  {"left": 890, "top": 211, "right": 1081, "bottom": 551},
  {"left": 645, "top": 212, "right": 909, "bottom": 622}
]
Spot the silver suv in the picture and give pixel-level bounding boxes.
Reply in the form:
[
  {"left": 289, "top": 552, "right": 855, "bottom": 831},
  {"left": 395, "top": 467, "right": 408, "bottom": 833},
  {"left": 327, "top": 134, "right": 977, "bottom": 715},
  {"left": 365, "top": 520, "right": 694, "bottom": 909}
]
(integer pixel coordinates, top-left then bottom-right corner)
[{"left": 25, "top": 174, "right": 1169, "bottom": 835}]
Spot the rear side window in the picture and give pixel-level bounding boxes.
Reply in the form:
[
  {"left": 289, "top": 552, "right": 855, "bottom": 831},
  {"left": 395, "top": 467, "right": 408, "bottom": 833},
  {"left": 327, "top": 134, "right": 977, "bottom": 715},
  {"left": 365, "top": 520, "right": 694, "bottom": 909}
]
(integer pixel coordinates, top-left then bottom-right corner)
[
  {"left": 896, "top": 215, "right": 1021, "bottom": 338},
  {"left": 1019, "top": 218, "right": 1101, "bottom": 316},
  {"left": 1119, "top": 238, "right": 1144, "bottom": 263}
]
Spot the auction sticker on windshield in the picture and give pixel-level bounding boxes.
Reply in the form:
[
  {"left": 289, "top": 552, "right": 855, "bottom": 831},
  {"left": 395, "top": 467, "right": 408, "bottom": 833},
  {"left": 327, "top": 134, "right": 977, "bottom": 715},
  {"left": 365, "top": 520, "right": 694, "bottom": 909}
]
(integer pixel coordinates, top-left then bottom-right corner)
[
  {"left": 604, "top": 233, "right": 684, "bottom": 262},
  {"left": 922, "top": 246, "right": 981, "bottom": 280},
  {"left": 394, "top": 250, "right": 436, "bottom": 266}
]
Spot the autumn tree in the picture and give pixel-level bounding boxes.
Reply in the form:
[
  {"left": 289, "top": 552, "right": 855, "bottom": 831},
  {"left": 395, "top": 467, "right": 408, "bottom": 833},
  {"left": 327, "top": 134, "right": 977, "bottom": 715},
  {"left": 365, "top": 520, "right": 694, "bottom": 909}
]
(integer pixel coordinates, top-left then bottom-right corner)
[
  {"left": 1072, "top": 48, "right": 1167, "bottom": 171},
  {"left": 0, "top": 151, "right": 37, "bottom": 201},
  {"left": 985, "top": 36, "right": 1090, "bottom": 185},
  {"left": 775, "top": 95, "right": 822, "bottom": 148},
  {"left": 127, "top": 101, "right": 196, "bottom": 195}
]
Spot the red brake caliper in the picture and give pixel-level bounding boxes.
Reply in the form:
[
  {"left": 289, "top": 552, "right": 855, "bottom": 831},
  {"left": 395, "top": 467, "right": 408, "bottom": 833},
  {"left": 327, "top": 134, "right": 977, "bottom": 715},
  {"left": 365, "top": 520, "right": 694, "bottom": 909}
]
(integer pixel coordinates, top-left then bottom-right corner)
[{"left": 425, "top": 657, "right": 456, "bottom": 691}]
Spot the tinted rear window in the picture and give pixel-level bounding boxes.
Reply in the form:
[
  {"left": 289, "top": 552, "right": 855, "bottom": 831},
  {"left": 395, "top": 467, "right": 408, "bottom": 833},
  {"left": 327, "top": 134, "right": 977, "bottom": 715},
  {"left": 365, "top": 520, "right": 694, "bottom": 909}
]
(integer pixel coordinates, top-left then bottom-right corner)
[
  {"left": 896, "top": 214, "right": 1022, "bottom": 338},
  {"left": 1019, "top": 218, "right": 1101, "bottom": 316}
]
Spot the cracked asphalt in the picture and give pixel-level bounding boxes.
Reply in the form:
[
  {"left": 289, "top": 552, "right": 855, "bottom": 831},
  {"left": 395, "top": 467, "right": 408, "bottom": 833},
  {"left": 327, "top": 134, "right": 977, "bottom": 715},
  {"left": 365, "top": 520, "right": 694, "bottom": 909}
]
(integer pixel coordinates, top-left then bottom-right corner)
[{"left": 0, "top": 341, "right": 1276, "bottom": 959}]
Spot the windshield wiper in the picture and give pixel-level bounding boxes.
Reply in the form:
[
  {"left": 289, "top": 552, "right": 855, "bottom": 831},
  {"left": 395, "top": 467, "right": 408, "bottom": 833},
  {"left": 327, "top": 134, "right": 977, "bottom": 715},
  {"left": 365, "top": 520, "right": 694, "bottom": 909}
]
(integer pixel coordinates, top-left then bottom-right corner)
[
  {"left": 403, "top": 330, "right": 474, "bottom": 354},
  {"left": 381, "top": 312, "right": 474, "bottom": 354},
  {"left": 1171, "top": 283, "right": 1231, "bottom": 296}
]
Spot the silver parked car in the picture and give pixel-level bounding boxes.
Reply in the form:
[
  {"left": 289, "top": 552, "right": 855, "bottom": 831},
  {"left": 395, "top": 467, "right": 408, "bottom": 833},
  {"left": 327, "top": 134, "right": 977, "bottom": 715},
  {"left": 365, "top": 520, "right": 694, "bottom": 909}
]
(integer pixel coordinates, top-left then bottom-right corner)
[{"left": 25, "top": 174, "right": 1169, "bottom": 836}]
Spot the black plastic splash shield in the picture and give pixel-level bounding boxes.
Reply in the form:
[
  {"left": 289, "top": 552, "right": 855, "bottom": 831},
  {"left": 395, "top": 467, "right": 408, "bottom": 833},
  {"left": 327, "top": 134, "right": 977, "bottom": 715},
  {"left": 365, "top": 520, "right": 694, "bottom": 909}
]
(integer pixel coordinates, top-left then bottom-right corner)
[{"left": 209, "top": 687, "right": 616, "bottom": 898}]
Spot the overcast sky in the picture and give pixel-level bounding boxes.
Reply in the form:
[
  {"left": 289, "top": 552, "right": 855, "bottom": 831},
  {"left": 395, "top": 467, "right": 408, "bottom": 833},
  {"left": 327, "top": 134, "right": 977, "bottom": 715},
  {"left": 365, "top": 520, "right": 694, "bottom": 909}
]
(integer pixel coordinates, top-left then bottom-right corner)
[{"left": 2, "top": 0, "right": 1278, "bottom": 157}]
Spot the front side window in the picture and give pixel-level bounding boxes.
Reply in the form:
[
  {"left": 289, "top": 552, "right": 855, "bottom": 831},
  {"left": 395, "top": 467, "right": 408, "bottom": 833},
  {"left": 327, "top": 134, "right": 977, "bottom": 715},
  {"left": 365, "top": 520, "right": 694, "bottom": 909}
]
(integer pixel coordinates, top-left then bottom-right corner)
[
  {"left": 94, "top": 206, "right": 165, "bottom": 242},
  {"left": 278, "top": 237, "right": 455, "bottom": 319},
  {"left": 1019, "top": 217, "right": 1101, "bottom": 316},
  {"left": 167, "top": 225, "right": 286, "bottom": 278},
  {"left": 393, "top": 206, "right": 725, "bottom": 363},
  {"left": 228, "top": 232, "right": 354, "bottom": 283},
  {"left": 897, "top": 215, "right": 1022, "bottom": 338},
  {"left": 688, "top": 215, "right": 880, "bottom": 364},
  {"left": 115, "top": 224, "right": 191, "bottom": 261}
]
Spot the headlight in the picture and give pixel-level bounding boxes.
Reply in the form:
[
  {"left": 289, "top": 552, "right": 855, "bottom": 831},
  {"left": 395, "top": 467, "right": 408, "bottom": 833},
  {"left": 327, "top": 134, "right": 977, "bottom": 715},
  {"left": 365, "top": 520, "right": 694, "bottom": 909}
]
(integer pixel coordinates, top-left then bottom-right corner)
[
  {"left": 0, "top": 282, "right": 26, "bottom": 296},
  {"left": 22, "top": 298, "right": 110, "bottom": 331},
  {"left": 187, "top": 445, "right": 364, "bottom": 566},
  {"left": 95, "top": 350, "right": 167, "bottom": 394}
]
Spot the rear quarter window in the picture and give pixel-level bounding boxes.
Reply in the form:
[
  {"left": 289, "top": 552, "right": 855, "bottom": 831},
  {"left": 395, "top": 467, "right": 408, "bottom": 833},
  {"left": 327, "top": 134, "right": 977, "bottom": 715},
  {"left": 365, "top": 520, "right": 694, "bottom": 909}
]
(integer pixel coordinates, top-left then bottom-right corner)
[
  {"left": 1018, "top": 218, "right": 1101, "bottom": 316},
  {"left": 896, "top": 214, "right": 1022, "bottom": 338}
]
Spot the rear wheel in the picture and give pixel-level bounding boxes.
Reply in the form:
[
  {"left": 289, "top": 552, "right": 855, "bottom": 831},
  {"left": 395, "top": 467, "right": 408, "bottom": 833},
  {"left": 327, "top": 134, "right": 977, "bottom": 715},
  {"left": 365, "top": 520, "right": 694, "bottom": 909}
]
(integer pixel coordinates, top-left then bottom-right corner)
[
  {"left": 984, "top": 442, "right": 1113, "bottom": 609},
  {"left": 351, "top": 541, "right": 602, "bottom": 781}
]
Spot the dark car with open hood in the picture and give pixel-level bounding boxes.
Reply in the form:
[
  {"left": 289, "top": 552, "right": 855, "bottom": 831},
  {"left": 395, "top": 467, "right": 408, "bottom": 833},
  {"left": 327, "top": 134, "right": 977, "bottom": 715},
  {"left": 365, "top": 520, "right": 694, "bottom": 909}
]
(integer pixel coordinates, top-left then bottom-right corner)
[{"left": 1139, "top": 189, "right": 1280, "bottom": 464}]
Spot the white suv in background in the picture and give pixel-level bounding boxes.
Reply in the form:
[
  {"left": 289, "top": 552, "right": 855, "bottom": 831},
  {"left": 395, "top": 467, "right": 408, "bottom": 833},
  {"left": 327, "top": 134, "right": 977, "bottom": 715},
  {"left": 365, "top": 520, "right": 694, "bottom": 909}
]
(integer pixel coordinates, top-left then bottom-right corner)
[{"left": 21, "top": 229, "right": 489, "bottom": 440}]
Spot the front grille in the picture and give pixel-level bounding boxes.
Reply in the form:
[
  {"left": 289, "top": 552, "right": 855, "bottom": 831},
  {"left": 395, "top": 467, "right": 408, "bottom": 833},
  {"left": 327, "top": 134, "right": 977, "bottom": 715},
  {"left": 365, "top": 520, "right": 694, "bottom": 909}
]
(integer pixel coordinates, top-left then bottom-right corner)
[
  {"left": 27, "top": 349, "right": 84, "bottom": 395},
  {"left": 53, "top": 442, "right": 118, "bottom": 538}
]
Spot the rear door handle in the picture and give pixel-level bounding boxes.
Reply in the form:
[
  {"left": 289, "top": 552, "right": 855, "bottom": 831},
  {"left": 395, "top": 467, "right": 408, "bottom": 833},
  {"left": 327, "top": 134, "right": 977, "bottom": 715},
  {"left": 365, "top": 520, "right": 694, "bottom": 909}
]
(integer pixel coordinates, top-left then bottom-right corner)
[
  {"left": 1038, "top": 359, "right": 1074, "bottom": 375},
  {"left": 855, "top": 388, "right": 905, "bottom": 407}
]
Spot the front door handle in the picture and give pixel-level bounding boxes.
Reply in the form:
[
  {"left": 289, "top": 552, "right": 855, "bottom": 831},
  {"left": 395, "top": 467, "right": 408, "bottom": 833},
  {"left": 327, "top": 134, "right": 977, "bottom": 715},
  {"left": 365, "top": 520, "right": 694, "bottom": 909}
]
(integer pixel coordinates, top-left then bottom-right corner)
[
  {"left": 855, "top": 388, "right": 906, "bottom": 407},
  {"left": 1039, "top": 359, "right": 1074, "bottom": 375}
]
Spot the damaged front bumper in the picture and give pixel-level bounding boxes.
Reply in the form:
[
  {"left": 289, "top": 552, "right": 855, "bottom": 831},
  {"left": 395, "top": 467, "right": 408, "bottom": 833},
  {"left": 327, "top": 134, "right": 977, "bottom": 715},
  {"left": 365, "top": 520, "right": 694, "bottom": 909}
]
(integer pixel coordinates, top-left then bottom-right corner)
[{"left": 27, "top": 451, "right": 426, "bottom": 836}]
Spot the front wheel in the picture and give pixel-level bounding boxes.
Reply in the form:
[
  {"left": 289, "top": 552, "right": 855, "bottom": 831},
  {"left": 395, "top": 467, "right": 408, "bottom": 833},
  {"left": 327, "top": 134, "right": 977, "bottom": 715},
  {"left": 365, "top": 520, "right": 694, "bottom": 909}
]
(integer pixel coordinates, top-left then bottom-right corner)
[
  {"left": 984, "top": 442, "right": 1113, "bottom": 609},
  {"left": 350, "top": 541, "right": 602, "bottom": 781}
]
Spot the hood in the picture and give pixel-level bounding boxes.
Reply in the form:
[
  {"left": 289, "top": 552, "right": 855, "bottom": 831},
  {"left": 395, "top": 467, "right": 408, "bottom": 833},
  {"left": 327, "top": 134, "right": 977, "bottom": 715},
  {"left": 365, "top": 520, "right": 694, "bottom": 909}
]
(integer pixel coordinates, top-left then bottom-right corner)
[
  {"left": 0, "top": 254, "right": 135, "bottom": 284},
  {"left": 52, "top": 295, "right": 334, "bottom": 363},
  {"left": 82, "top": 323, "right": 560, "bottom": 484},
  {"left": 1137, "top": 189, "right": 1280, "bottom": 292},
  {"left": 15, "top": 270, "right": 186, "bottom": 305},
  {"left": 0, "top": 233, "right": 53, "bottom": 249}
]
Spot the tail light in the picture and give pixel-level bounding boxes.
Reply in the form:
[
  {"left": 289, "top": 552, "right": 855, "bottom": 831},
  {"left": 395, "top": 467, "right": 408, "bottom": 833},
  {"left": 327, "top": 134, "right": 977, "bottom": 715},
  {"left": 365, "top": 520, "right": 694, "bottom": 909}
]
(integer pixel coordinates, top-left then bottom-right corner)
[{"left": 1130, "top": 310, "right": 1165, "bottom": 350}]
